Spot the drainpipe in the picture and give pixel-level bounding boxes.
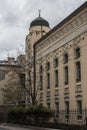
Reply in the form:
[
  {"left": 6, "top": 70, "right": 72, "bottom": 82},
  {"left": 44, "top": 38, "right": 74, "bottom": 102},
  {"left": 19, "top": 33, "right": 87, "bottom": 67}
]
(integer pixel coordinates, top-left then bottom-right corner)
[{"left": 33, "top": 46, "right": 36, "bottom": 105}]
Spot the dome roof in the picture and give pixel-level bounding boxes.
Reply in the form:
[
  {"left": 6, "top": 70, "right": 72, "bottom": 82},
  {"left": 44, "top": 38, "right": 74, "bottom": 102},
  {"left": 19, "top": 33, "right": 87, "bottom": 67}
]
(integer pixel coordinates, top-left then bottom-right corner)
[{"left": 30, "top": 16, "right": 49, "bottom": 28}]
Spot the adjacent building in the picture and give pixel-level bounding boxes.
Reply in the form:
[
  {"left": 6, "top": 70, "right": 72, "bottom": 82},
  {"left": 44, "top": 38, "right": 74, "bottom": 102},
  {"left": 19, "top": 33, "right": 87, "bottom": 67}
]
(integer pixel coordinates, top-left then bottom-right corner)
[{"left": 0, "top": 55, "right": 26, "bottom": 106}]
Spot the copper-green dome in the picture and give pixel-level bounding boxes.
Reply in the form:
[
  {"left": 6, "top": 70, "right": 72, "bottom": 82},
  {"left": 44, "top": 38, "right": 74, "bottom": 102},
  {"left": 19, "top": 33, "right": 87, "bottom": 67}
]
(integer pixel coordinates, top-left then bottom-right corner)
[{"left": 30, "top": 16, "right": 49, "bottom": 28}]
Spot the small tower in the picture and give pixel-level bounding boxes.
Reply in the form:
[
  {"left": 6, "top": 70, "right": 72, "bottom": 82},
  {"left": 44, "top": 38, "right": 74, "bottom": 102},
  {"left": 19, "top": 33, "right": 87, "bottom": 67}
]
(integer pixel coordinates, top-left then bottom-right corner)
[
  {"left": 26, "top": 11, "right": 50, "bottom": 59},
  {"left": 25, "top": 12, "right": 50, "bottom": 104}
]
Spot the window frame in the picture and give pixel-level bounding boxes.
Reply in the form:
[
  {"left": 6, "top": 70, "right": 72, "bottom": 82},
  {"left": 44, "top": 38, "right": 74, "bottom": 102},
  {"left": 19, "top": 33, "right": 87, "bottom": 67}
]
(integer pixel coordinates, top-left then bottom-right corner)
[
  {"left": 40, "top": 75, "right": 43, "bottom": 91},
  {"left": 47, "top": 73, "right": 50, "bottom": 89},
  {"left": 76, "top": 61, "right": 81, "bottom": 82},
  {"left": 64, "top": 66, "right": 69, "bottom": 85},
  {"left": 64, "top": 53, "right": 68, "bottom": 64},
  {"left": 75, "top": 47, "right": 80, "bottom": 59},
  {"left": 54, "top": 58, "right": 58, "bottom": 68},
  {"left": 54, "top": 70, "right": 58, "bottom": 87},
  {"left": 77, "top": 100, "right": 82, "bottom": 119},
  {"left": 46, "top": 62, "right": 50, "bottom": 71}
]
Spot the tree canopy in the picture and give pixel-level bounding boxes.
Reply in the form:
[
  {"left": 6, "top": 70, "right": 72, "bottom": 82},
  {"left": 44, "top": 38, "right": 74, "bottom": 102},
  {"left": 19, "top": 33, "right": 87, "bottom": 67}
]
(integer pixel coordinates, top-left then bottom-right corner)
[{"left": 1, "top": 71, "right": 25, "bottom": 106}]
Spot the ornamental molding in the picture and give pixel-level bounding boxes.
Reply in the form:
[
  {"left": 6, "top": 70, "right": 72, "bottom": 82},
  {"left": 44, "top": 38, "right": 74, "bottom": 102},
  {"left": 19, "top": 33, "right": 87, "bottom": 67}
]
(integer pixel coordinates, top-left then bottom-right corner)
[
  {"left": 36, "top": 11, "right": 87, "bottom": 53},
  {"left": 73, "top": 36, "right": 81, "bottom": 45},
  {"left": 36, "top": 21, "right": 87, "bottom": 60}
]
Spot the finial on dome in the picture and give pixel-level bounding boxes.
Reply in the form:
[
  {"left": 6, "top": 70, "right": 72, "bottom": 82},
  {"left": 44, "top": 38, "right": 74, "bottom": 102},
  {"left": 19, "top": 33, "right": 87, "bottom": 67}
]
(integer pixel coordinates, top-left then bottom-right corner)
[{"left": 38, "top": 10, "right": 41, "bottom": 17}]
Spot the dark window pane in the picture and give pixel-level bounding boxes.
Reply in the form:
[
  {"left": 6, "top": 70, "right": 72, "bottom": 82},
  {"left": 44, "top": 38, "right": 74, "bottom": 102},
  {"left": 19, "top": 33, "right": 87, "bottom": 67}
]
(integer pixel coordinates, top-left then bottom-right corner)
[
  {"left": 47, "top": 102, "right": 50, "bottom": 109},
  {"left": 64, "top": 53, "right": 68, "bottom": 64},
  {"left": 40, "top": 75, "right": 43, "bottom": 91},
  {"left": 47, "top": 73, "right": 50, "bottom": 89},
  {"left": 64, "top": 66, "right": 69, "bottom": 85},
  {"left": 55, "top": 70, "right": 58, "bottom": 87},
  {"left": 0, "top": 70, "right": 5, "bottom": 81},
  {"left": 76, "top": 61, "right": 81, "bottom": 82},
  {"left": 46, "top": 62, "right": 50, "bottom": 71},
  {"left": 75, "top": 48, "right": 80, "bottom": 59},
  {"left": 65, "top": 102, "right": 69, "bottom": 119},
  {"left": 54, "top": 58, "right": 58, "bottom": 68},
  {"left": 40, "top": 65, "right": 43, "bottom": 73},
  {"left": 77, "top": 101, "right": 82, "bottom": 119}
]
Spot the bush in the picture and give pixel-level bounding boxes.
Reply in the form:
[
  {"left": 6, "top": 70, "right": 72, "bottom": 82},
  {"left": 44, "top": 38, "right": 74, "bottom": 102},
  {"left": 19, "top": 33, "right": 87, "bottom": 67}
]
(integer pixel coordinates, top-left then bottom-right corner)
[
  {"left": 7, "top": 107, "right": 26, "bottom": 124},
  {"left": 26, "top": 104, "right": 52, "bottom": 125},
  {"left": 7, "top": 104, "right": 52, "bottom": 126}
]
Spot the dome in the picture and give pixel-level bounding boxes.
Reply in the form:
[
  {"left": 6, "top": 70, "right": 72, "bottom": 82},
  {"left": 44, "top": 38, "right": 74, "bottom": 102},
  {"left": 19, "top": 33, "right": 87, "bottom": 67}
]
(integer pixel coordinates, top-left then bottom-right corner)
[{"left": 30, "top": 16, "right": 49, "bottom": 28}]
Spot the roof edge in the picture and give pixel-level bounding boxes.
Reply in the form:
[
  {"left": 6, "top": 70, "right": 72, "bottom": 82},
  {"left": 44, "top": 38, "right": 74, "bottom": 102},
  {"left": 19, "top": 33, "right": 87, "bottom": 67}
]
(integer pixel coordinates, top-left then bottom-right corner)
[{"left": 33, "top": 1, "right": 87, "bottom": 48}]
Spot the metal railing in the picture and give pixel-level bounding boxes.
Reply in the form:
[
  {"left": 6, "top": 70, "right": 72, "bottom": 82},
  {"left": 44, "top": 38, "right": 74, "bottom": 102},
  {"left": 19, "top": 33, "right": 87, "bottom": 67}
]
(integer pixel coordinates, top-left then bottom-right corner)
[{"left": 53, "top": 109, "right": 87, "bottom": 125}]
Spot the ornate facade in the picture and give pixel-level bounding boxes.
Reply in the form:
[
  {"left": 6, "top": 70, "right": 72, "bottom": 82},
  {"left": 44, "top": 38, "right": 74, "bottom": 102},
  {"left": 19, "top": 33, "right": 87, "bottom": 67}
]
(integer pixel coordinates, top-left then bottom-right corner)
[
  {"left": 0, "top": 1, "right": 87, "bottom": 125},
  {"left": 32, "top": 2, "right": 87, "bottom": 124}
]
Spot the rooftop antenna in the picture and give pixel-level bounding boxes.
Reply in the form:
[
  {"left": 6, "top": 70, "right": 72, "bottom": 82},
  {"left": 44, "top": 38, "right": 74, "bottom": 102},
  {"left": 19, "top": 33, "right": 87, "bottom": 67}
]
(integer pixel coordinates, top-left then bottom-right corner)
[{"left": 38, "top": 10, "right": 41, "bottom": 17}]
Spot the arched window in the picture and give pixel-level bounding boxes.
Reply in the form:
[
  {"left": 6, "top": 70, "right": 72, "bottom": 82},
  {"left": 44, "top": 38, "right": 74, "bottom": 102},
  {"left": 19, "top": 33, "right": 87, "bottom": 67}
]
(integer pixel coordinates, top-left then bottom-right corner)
[
  {"left": 75, "top": 47, "right": 80, "bottom": 59},
  {"left": 64, "top": 53, "right": 68, "bottom": 63},
  {"left": 46, "top": 62, "right": 50, "bottom": 71},
  {"left": 40, "top": 65, "right": 43, "bottom": 73},
  {"left": 76, "top": 61, "right": 81, "bottom": 82},
  {"left": 54, "top": 58, "right": 58, "bottom": 68}
]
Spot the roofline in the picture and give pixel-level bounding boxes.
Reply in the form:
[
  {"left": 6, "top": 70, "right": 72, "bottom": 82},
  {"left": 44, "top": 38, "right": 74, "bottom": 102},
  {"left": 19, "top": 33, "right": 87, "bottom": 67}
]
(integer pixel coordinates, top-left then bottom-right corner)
[{"left": 33, "top": 1, "right": 87, "bottom": 47}]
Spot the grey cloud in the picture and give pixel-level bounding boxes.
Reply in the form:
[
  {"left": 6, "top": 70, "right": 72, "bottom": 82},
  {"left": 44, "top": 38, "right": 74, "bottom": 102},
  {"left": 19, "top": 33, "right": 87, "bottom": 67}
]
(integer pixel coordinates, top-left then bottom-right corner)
[
  {"left": 0, "top": 0, "right": 86, "bottom": 59},
  {"left": 0, "top": 26, "right": 26, "bottom": 51}
]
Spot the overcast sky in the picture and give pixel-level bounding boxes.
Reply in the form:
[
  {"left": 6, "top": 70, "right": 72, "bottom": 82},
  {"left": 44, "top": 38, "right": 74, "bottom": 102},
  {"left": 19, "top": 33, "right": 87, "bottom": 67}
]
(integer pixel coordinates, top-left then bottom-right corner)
[{"left": 0, "top": 0, "right": 86, "bottom": 60}]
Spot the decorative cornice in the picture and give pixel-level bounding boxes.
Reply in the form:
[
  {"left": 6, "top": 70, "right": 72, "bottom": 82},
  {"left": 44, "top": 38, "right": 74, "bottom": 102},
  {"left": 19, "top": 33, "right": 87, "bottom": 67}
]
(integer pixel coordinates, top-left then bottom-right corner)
[{"left": 35, "top": 11, "right": 87, "bottom": 53}]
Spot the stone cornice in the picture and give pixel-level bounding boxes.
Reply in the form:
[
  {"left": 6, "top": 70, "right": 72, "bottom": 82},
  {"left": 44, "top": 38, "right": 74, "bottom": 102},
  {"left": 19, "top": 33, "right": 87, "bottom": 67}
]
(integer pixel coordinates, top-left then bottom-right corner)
[
  {"left": 35, "top": 11, "right": 87, "bottom": 54},
  {"left": 36, "top": 22, "right": 87, "bottom": 61}
]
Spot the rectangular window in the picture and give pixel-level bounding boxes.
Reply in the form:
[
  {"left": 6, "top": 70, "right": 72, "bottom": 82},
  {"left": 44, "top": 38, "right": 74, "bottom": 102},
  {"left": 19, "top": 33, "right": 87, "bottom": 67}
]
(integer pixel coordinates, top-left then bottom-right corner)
[
  {"left": 55, "top": 70, "right": 58, "bottom": 87},
  {"left": 64, "top": 66, "right": 69, "bottom": 85},
  {"left": 54, "top": 102, "right": 59, "bottom": 118},
  {"left": 55, "top": 102, "right": 59, "bottom": 113},
  {"left": 47, "top": 73, "right": 50, "bottom": 89},
  {"left": 77, "top": 101, "right": 82, "bottom": 119},
  {"left": 46, "top": 62, "right": 50, "bottom": 71},
  {"left": 20, "top": 74, "right": 25, "bottom": 87},
  {"left": 75, "top": 48, "right": 80, "bottom": 59},
  {"left": 64, "top": 53, "right": 68, "bottom": 64},
  {"left": 76, "top": 61, "right": 81, "bottom": 82},
  {"left": 0, "top": 70, "right": 5, "bottom": 81},
  {"left": 65, "top": 102, "right": 69, "bottom": 119},
  {"left": 65, "top": 102, "right": 69, "bottom": 114},
  {"left": 54, "top": 58, "right": 58, "bottom": 68},
  {"left": 40, "top": 75, "right": 43, "bottom": 91},
  {"left": 47, "top": 102, "right": 50, "bottom": 109},
  {"left": 40, "top": 65, "right": 43, "bottom": 73}
]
